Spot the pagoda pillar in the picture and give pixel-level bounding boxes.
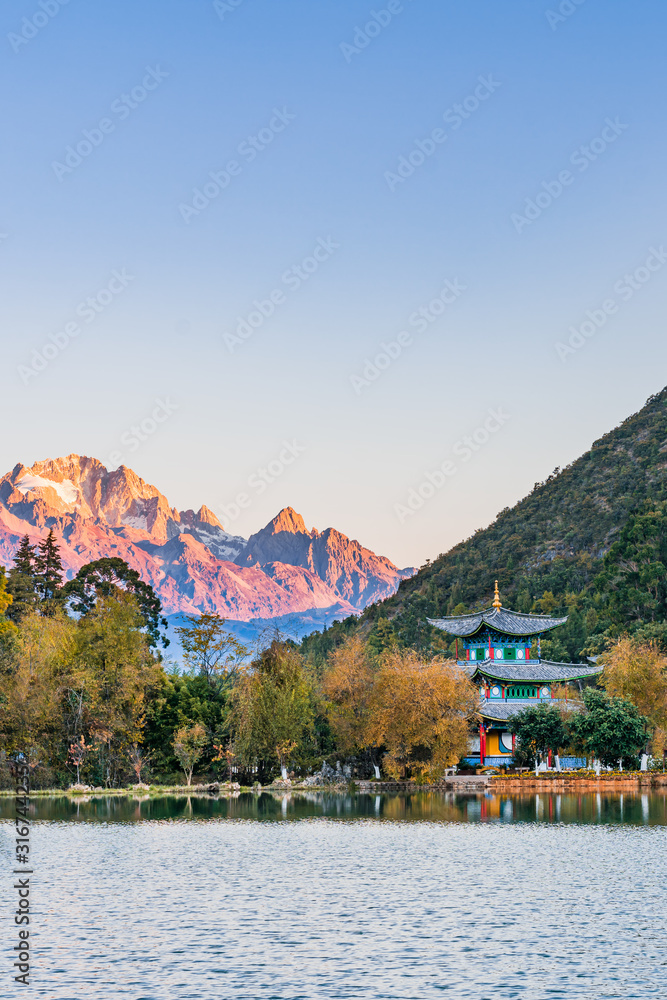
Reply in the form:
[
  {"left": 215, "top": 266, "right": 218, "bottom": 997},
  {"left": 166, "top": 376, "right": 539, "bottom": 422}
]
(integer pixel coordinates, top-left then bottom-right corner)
[{"left": 479, "top": 723, "right": 485, "bottom": 765}]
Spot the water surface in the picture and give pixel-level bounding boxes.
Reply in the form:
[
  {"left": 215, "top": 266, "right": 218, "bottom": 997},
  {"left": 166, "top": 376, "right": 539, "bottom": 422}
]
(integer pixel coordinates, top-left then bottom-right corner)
[
  {"left": 1, "top": 793, "right": 665, "bottom": 999},
  {"left": 1, "top": 789, "right": 666, "bottom": 825}
]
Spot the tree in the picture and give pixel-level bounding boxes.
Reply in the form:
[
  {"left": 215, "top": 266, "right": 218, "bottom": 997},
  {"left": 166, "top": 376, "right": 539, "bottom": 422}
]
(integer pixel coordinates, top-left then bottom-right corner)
[
  {"left": 321, "top": 635, "right": 374, "bottom": 753},
  {"left": 61, "top": 557, "right": 168, "bottom": 650},
  {"left": 212, "top": 739, "right": 236, "bottom": 783},
  {"left": 364, "top": 650, "right": 479, "bottom": 781},
  {"left": 68, "top": 735, "right": 92, "bottom": 785},
  {"left": 72, "top": 593, "right": 161, "bottom": 786},
  {"left": 275, "top": 739, "right": 298, "bottom": 775},
  {"left": 6, "top": 536, "right": 39, "bottom": 622},
  {"left": 128, "top": 744, "right": 151, "bottom": 784},
  {"left": 601, "top": 636, "right": 667, "bottom": 730},
  {"left": 568, "top": 689, "right": 650, "bottom": 768},
  {"left": 231, "top": 641, "right": 315, "bottom": 780},
  {"left": 172, "top": 722, "right": 208, "bottom": 785},
  {"left": 0, "top": 611, "right": 77, "bottom": 779},
  {"left": 509, "top": 704, "right": 568, "bottom": 765},
  {"left": 143, "top": 670, "right": 230, "bottom": 777},
  {"left": 175, "top": 614, "right": 247, "bottom": 681},
  {"left": 596, "top": 502, "right": 667, "bottom": 627},
  {"left": 367, "top": 618, "right": 398, "bottom": 656},
  {"left": 34, "top": 528, "right": 64, "bottom": 609}
]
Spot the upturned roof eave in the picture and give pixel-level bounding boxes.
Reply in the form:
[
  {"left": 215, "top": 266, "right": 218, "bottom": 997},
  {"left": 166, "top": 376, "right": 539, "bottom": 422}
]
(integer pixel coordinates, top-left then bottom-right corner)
[
  {"left": 470, "top": 660, "right": 603, "bottom": 683},
  {"left": 478, "top": 698, "right": 587, "bottom": 722},
  {"left": 427, "top": 606, "right": 568, "bottom": 638}
]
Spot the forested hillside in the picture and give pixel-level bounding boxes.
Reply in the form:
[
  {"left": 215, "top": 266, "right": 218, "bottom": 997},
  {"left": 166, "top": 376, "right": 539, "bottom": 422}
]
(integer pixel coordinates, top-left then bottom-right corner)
[{"left": 302, "top": 387, "right": 667, "bottom": 665}]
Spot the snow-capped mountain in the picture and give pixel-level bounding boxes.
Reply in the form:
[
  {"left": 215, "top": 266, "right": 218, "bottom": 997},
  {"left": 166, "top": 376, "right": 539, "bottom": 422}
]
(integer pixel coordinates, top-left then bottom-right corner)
[{"left": 0, "top": 455, "right": 414, "bottom": 622}]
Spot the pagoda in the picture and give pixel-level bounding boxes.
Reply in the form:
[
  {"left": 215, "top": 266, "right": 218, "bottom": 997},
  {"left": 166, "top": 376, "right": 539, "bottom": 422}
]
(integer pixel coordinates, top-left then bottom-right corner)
[{"left": 428, "top": 582, "right": 602, "bottom": 766}]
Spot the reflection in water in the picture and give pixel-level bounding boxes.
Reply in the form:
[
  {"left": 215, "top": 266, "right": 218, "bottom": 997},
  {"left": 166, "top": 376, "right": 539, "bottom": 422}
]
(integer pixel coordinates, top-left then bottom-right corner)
[{"left": 1, "top": 790, "right": 667, "bottom": 824}]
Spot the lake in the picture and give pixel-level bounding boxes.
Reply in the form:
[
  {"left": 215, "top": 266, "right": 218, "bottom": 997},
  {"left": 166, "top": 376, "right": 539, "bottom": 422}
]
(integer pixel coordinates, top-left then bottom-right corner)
[{"left": 2, "top": 791, "right": 666, "bottom": 998}]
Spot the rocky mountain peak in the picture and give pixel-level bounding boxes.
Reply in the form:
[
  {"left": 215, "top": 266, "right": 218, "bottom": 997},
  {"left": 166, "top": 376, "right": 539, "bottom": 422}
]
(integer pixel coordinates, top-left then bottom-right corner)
[
  {"left": 268, "top": 507, "right": 309, "bottom": 535},
  {"left": 195, "top": 504, "right": 223, "bottom": 528}
]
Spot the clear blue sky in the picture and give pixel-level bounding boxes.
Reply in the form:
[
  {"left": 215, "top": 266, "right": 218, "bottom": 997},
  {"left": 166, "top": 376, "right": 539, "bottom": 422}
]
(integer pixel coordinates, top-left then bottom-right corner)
[{"left": 2, "top": 0, "right": 666, "bottom": 568}]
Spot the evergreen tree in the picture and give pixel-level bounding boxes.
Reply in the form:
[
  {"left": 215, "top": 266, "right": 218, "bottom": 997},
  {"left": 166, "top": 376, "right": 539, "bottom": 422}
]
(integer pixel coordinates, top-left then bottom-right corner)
[
  {"left": 509, "top": 703, "right": 568, "bottom": 765},
  {"left": 61, "top": 557, "right": 169, "bottom": 650},
  {"left": 569, "top": 689, "right": 650, "bottom": 769},
  {"left": 34, "top": 529, "right": 64, "bottom": 610},
  {"left": 6, "top": 535, "right": 39, "bottom": 622}
]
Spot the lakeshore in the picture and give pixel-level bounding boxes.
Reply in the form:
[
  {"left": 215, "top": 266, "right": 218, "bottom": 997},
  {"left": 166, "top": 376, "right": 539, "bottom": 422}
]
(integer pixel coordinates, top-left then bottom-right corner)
[{"left": 3, "top": 770, "right": 667, "bottom": 799}]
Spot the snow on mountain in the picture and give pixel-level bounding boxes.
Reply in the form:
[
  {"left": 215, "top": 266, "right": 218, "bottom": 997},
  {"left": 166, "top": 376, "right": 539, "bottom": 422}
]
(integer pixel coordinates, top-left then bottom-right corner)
[{"left": 15, "top": 473, "right": 79, "bottom": 505}]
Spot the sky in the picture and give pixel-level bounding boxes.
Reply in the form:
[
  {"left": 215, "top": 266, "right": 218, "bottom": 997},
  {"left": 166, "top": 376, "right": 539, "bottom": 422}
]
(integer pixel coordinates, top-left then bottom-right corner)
[{"left": 1, "top": 0, "right": 666, "bottom": 569}]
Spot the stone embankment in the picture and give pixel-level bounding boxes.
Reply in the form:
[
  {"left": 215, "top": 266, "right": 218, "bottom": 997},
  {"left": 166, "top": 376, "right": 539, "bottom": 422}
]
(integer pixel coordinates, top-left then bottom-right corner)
[
  {"left": 490, "top": 773, "right": 667, "bottom": 792},
  {"left": 356, "top": 775, "right": 490, "bottom": 793}
]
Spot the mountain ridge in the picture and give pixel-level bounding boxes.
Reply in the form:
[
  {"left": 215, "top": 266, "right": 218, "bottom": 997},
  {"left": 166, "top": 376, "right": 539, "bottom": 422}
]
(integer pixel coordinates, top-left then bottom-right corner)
[
  {"left": 0, "top": 455, "right": 414, "bottom": 622},
  {"left": 301, "top": 386, "right": 667, "bottom": 662}
]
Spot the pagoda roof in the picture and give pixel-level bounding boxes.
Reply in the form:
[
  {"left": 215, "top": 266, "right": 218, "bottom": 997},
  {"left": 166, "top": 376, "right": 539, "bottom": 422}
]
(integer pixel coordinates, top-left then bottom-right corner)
[
  {"left": 470, "top": 659, "right": 602, "bottom": 683},
  {"left": 428, "top": 606, "right": 568, "bottom": 638},
  {"left": 479, "top": 696, "right": 589, "bottom": 723},
  {"left": 479, "top": 699, "right": 539, "bottom": 722}
]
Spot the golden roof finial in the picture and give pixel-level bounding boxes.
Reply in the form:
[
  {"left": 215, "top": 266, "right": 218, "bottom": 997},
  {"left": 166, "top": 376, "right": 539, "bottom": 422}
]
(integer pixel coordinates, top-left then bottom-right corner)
[{"left": 493, "top": 580, "right": 501, "bottom": 610}]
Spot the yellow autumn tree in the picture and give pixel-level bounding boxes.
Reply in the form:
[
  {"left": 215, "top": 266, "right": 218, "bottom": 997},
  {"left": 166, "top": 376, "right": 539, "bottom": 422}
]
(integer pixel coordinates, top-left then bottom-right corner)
[
  {"left": 601, "top": 637, "right": 667, "bottom": 730},
  {"left": 73, "top": 593, "right": 161, "bottom": 785},
  {"left": 0, "top": 611, "right": 76, "bottom": 771},
  {"left": 321, "top": 635, "right": 375, "bottom": 753},
  {"left": 364, "top": 649, "right": 479, "bottom": 781}
]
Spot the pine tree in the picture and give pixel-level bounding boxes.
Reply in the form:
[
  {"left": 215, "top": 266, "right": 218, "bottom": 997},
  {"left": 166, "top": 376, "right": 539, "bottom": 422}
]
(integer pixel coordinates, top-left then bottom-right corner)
[
  {"left": 14, "top": 535, "right": 36, "bottom": 575},
  {"left": 34, "top": 529, "right": 64, "bottom": 609},
  {"left": 6, "top": 535, "right": 39, "bottom": 622}
]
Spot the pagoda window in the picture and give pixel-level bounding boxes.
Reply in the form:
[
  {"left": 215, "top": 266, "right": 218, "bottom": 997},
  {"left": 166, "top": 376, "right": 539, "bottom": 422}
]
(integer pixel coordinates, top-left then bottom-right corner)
[
  {"left": 504, "top": 648, "right": 516, "bottom": 660},
  {"left": 507, "top": 686, "right": 537, "bottom": 699}
]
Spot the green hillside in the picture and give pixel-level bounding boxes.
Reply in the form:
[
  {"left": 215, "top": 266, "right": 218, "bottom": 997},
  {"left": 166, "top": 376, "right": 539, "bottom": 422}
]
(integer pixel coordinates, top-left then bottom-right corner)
[{"left": 302, "top": 387, "right": 667, "bottom": 665}]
